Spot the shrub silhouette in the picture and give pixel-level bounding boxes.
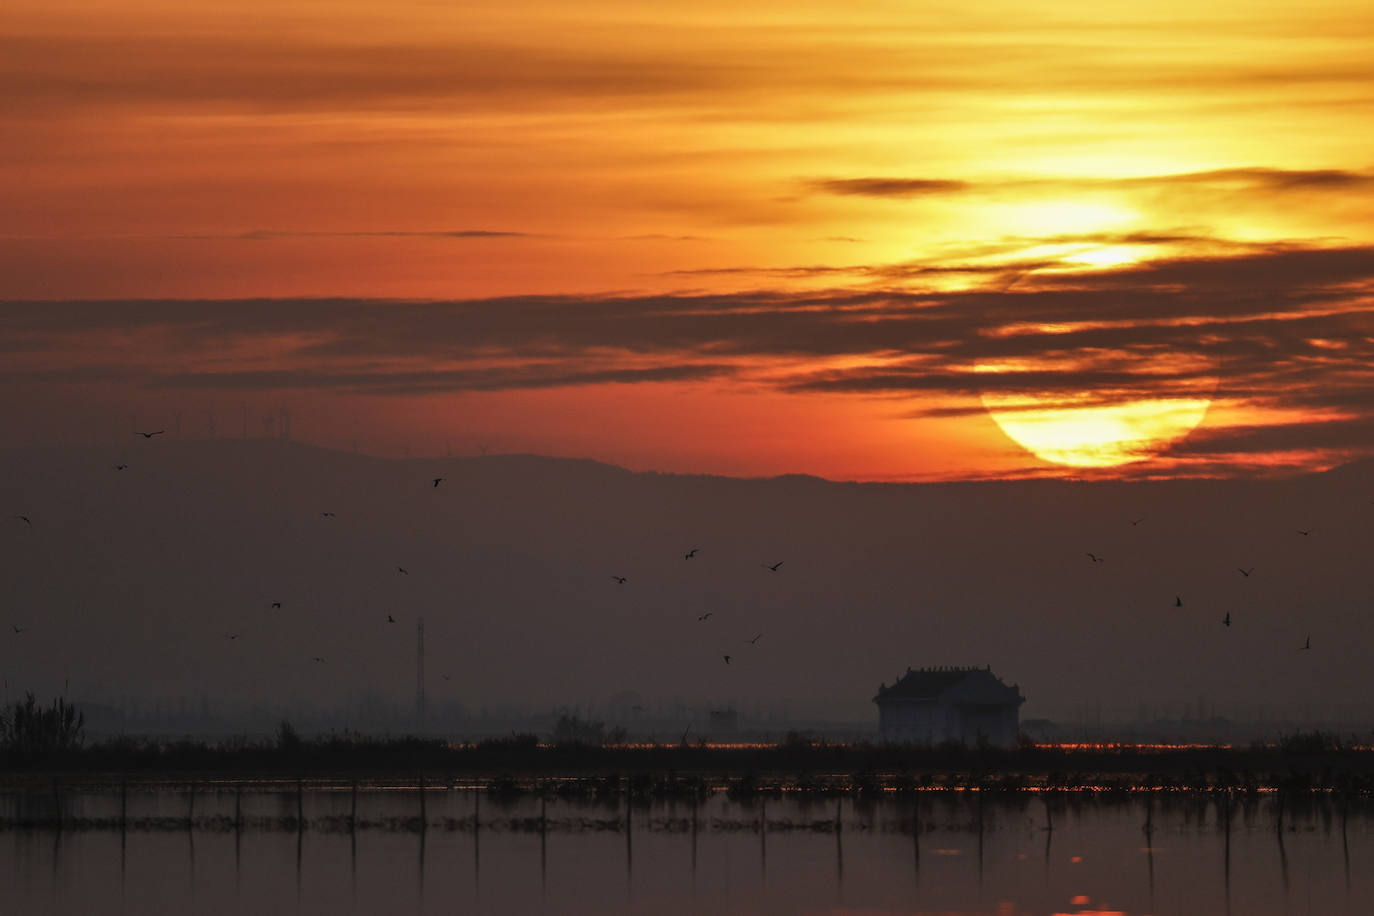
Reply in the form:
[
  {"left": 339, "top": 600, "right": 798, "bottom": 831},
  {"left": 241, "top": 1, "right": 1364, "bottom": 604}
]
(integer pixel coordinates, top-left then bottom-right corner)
[{"left": 0, "top": 693, "right": 85, "bottom": 760}]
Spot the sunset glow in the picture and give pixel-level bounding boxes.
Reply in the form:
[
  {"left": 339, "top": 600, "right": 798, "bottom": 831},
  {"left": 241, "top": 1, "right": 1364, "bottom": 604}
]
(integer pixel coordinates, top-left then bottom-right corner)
[{"left": 3, "top": 0, "right": 1373, "bottom": 479}]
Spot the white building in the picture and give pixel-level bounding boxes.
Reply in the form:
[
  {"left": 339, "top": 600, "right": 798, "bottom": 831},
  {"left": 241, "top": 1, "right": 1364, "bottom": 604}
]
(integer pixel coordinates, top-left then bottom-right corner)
[{"left": 873, "top": 666, "right": 1025, "bottom": 746}]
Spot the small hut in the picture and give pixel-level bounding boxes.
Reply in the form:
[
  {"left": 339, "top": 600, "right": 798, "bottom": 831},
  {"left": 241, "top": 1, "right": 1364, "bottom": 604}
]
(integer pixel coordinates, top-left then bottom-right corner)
[{"left": 874, "top": 666, "right": 1024, "bottom": 746}]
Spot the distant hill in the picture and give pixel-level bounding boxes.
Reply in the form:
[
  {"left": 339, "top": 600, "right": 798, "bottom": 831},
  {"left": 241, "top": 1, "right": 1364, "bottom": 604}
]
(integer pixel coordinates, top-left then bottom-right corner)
[{"left": 1, "top": 438, "right": 1372, "bottom": 724}]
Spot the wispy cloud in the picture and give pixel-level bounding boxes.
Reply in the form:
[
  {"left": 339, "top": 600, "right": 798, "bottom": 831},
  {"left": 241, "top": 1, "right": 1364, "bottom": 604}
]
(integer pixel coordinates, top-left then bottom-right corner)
[
  {"left": 171, "top": 229, "right": 538, "bottom": 241},
  {"left": 4, "top": 244, "right": 1373, "bottom": 476},
  {"left": 807, "top": 167, "right": 1374, "bottom": 199}
]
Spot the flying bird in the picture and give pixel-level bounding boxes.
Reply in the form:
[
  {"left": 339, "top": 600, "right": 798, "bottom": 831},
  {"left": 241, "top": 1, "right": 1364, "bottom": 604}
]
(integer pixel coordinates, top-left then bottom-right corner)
[
  {"left": 271, "top": 601, "right": 282, "bottom": 609},
  {"left": 1237, "top": 567, "right": 1254, "bottom": 577},
  {"left": 386, "top": 614, "right": 396, "bottom": 623},
  {"left": 397, "top": 566, "right": 409, "bottom": 575},
  {"left": 746, "top": 633, "right": 763, "bottom": 645},
  {"left": 11, "top": 625, "right": 26, "bottom": 634},
  {"left": 1300, "top": 636, "right": 1311, "bottom": 651},
  {"left": 441, "top": 674, "right": 451, "bottom": 681},
  {"left": 722, "top": 655, "right": 732, "bottom": 665},
  {"left": 134, "top": 430, "right": 164, "bottom": 439},
  {"left": 1222, "top": 613, "right": 1231, "bottom": 627},
  {"left": 223, "top": 633, "right": 240, "bottom": 640},
  {"left": 433, "top": 477, "right": 445, "bottom": 488},
  {"left": 1297, "top": 529, "right": 1312, "bottom": 536},
  {"left": 114, "top": 464, "right": 128, "bottom": 471},
  {"left": 762, "top": 561, "right": 784, "bottom": 572},
  {"left": 1128, "top": 518, "right": 1144, "bottom": 526},
  {"left": 697, "top": 612, "right": 713, "bottom": 622},
  {"left": 1175, "top": 596, "right": 1183, "bottom": 607},
  {"left": 685, "top": 548, "right": 700, "bottom": 559},
  {"left": 611, "top": 576, "right": 628, "bottom": 584},
  {"left": 320, "top": 511, "right": 335, "bottom": 518},
  {"left": 12, "top": 515, "right": 31, "bottom": 526},
  {"left": 1086, "top": 552, "right": 1104, "bottom": 563},
  {"left": 312, "top": 656, "right": 326, "bottom": 663}
]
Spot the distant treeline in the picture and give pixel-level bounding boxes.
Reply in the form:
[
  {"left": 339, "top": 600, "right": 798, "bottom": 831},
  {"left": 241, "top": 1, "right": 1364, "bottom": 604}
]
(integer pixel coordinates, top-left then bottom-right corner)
[{"left": 5, "top": 705, "right": 1374, "bottom": 795}]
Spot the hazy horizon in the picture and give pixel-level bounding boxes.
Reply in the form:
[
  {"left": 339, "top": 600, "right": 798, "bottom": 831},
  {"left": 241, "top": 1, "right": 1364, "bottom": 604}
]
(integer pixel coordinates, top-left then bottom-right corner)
[{"left": 5, "top": 435, "right": 1372, "bottom": 736}]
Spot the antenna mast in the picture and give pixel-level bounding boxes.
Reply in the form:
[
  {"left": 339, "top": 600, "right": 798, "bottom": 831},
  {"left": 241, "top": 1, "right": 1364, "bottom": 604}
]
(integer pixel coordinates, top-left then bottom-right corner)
[{"left": 416, "top": 617, "right": 426, "bottom": 725}]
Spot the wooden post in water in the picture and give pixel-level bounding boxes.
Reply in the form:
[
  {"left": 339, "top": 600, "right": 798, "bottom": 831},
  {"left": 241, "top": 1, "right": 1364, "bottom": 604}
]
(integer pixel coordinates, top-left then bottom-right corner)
[
  {"left": 912, "top": 795, "right": 921, "bottom": 871},
  {"left": 418, "top": 775, "right": 427, "bottom": 831},
  {"left": 835, "top": 797, "right": 844, "bottom": 884},
  {"left": 1222, "top": 790, "right": 1232, "bottom": 906},
  {"left": 759, "top": 796, "right": 767, "bottom": 878},
  {"left": 234, "top": 784, "right": 242, "bottom": 831},
  {"left": 690, "top": 793, "right": 698, "bottom": 884},
  {"left": 540, "top": 792, "right": 548, "bottom": 895},
  {"left": 625, "top": 788, "right": 633, "bottom": 882},
  {"left": 976, "top": 790, "right": 985, "bottom": 881}
]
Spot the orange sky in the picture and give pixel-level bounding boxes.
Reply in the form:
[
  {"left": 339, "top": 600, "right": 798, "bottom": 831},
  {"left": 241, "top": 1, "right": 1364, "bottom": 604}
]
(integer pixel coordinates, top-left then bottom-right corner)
[{"left": 3, "top": 0, "right": 1373, "bottom": 479}]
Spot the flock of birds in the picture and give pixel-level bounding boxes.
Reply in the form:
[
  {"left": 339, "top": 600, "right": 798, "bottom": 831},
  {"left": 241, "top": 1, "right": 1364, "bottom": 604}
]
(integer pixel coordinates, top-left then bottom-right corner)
[
  {"left": 5, "top": 431, "right": 786, "bottom": 683},
  {"left": 1084, "top": 524, "right": 1315, "bottom": 651}
]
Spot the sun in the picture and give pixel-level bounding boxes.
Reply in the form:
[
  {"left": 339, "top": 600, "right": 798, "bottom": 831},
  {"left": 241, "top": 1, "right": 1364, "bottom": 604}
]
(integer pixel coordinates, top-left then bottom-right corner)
[
  {"left": 975, "top": 351, "right": 1216, "bottom": 468},
  {"left": 980, "top": 393, "right": 1213, "bottom": 468}
]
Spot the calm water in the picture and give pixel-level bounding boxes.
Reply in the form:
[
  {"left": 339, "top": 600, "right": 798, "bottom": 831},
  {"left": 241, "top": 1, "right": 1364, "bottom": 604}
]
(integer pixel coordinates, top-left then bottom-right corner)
[{"left": 2, "top": 786, "right": 1369, "bottom": 915}]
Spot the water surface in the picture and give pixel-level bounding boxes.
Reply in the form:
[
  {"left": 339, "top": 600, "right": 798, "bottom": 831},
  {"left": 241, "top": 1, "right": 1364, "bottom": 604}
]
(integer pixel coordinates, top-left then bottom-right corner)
[{"left": 2, "top": 787, "right": 1368, "bottom": 914}]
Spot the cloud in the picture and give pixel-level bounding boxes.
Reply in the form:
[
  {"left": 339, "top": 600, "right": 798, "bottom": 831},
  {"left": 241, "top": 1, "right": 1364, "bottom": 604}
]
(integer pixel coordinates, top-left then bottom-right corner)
[
  {"left": 151, "top": 362, "right": 735, "bottom": 395},
  {"left": 171, "top": 229, "right": 537, "bottom": 241},
  {"left": 806, "top": 167, "right": 1374, "bottom": 199},
  {"left": 807, "top": 178, "right": 970, "bottom": 198},
  {"left": 3, "top": 244, "right": 1373, "bottom": 470}
]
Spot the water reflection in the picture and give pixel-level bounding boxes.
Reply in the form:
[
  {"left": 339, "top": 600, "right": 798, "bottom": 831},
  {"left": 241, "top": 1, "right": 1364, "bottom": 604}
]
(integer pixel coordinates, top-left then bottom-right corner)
[{"left": 1, "top": 787, "right": 1372, "bottom": 914}]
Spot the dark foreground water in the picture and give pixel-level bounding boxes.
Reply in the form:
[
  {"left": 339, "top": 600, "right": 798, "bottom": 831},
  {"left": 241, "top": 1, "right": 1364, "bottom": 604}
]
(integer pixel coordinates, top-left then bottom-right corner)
[{"left": 2, "top": 786, "right": 1369, "bottom": 915}]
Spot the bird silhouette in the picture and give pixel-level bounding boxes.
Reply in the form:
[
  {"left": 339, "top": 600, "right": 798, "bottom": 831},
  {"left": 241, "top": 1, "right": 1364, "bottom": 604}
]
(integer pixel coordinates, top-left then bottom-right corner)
[
  {"left": 397, "top": 566, "right": 409, "bottom": 575},
  {"left": 11, "top": 625, "right": 27, "bottom": 634},
  {"left": 1300, "top": 636, "right": 1311, "bottom": 650},
  {"left": 386, "top": 614, "right": 396, "bottom": 623},
  {"left": 312, "top": 656, "right": 326, "bottom": 663},
  {"left": 746, "top": 633, "right": 763, "bottom": 645},
  {"left": 114, "top": 464, "right": 128, "bottom": 471},
  {"left": 441, "top": 674, "right": 451, "bottom": 681},
  {"left": 722, "top": 655, "right": 732, "bottom": 665},
  {"left": 1237, "top": 567, "right": 1254, "bottom": 577},
  {"left": 1086, "top": 552, "right": 1104, "bottom": 563},
  {"left": 611, "top": 575, "right": 628, "bottom": 584},
  {"left": 1128, "top": 518, "right": 1144, "bottom": 526},
  {"left": 762, "top": 561, "right": 784, "bottom": 572},
  {"left": 271, "top": 601, "right": 282, "bottom": 609},
  {"left": 433, "top": 477, "right": 445, "bottom": 488},
  {"left": 223, "top": 633, "right": 240, "bottom": 640},
  {"left": 12, "top": 515, "right": 31, "bottom": 526},
  {"left": 1223, "top": 613, "right": 1231, "bottom": 627},
  {"left": 1297, "top": 529, "right": 1312, "bottom": 536},
  {"left": 697, "top": 612, "right": 713, "bottom": 622},
  {"left": 1175, "top": 595, "right": 1183, "bottom": 607},
  {"left": 134, "top": 430, "right": 165, "bottom": 439},
  {"left": 320, "top": 511, "right": 335, "bottom": 518},
  {"left": 685, "top": 548, "right": 700, "bottom": 559}
]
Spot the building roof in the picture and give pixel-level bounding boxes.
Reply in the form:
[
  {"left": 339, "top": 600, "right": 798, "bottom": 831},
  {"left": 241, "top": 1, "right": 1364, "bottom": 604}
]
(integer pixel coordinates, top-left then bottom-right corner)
[{"left": 873, "top": 666, "right": 1024, "bottom": 704}]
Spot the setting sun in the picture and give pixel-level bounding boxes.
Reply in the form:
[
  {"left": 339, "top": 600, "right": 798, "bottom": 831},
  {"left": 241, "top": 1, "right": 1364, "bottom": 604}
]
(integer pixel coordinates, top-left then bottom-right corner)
[{"left": 981, "top": 394, "right": 1214, "bottom": 467}]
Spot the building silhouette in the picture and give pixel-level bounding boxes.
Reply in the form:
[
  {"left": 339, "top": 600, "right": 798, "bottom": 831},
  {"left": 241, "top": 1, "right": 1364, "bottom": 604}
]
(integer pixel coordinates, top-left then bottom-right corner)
[{"left": 874, "top": 666, "right": 1024, "bottom": 746}]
